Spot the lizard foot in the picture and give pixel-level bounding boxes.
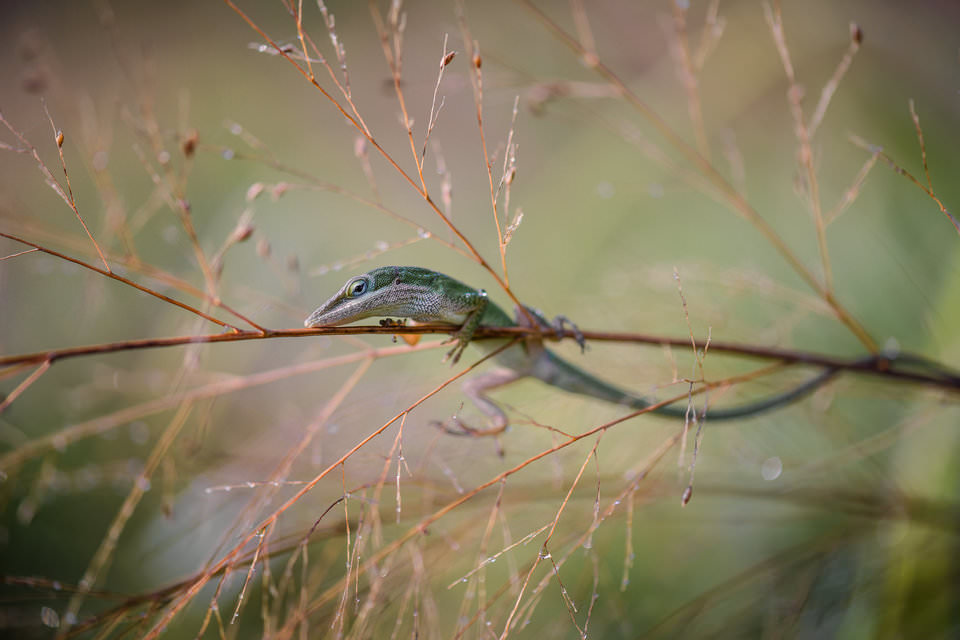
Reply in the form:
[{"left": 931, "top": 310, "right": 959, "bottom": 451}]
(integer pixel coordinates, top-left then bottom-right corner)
[
  {"left": 518, "top": 306, "right": 586, "bottom": 353},
  {"left": 441, "top": 334, "right": 470, "bottom": 364},
  {"left": 550, "top": 314, "right": 586, "bottom": 353},
  {"left": 430, "top": 417, "right": 508, "bottom": 456}
]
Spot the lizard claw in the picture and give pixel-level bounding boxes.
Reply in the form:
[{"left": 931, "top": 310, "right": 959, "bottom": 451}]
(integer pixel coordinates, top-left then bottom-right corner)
[
  {"left": 443, "top": 337, "right": 468, "bottom": 364},
  {"left": 431, "top": 417, "right": 506, "bottom": 456},
  {"left": 551, "top": 315, "right": 586, "bottom": 353}
]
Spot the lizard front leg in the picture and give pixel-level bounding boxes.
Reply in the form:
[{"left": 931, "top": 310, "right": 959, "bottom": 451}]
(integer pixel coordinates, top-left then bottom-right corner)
[{"left": 443, "top": 289, "right": 489, "bottom": 364}]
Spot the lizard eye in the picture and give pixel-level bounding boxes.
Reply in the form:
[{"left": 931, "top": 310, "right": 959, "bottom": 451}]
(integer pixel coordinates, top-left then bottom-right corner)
[{"left": 346, "top": 279, "right": 368, "bottom": 297}]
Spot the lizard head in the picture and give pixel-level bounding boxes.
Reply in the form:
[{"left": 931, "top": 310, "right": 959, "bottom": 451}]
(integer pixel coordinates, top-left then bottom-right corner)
[
  {"left": 304, "top": 266, "right": 437, "bottom": 327},
  {"left": 304, "top": 271, "right": 381, "bottom": 327}
]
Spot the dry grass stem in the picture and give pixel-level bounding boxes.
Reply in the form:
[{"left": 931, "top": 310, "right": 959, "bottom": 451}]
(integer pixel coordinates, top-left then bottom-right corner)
[
  {"left": 763, "top": 1, "right": 832, "bottom": 293},
  {"left": 1, "top": 109, "right": 111, "bottom": 271},
  {"left": 848, "top": 133, "right": 960, "bottom": 236}
]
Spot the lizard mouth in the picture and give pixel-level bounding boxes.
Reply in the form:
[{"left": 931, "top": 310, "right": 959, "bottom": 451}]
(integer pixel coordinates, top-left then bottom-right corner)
[
  {"left": 304, "top": 301, "right": 339, "bottom": 327},
  {"left": 304, "top": 294, "right": 369, "bottom": 327}
]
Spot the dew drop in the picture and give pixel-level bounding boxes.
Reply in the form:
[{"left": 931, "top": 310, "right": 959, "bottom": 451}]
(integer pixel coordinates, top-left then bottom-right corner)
[
  {"left": 41, "top": 606, "right": 61, "bottom": 628},
  {"left": 761, "top": 456, "right": 783, "bottom": 481}
]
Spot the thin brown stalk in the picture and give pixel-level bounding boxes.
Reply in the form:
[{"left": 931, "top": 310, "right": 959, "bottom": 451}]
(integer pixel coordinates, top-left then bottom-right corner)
[
  {"left": 1, "top": 324, "right": 956, "bottom": 391},
  {"left": 520, "top": 0, "right": 878, "bottom": 352},
  {"left": 275, "top": 0, "right": 370, "bottom": 135},
  {"left": 826, "top": 151, "right": 878, "bottom": 225},
  {"left": 292, "top": 383, "right": 715, "bottom": 637},
  {"left": 692, "top": 0, "right": 725, "bottom": 69},
  {"left": 455, "top": 478, "right": 507, "bottom": 630},
  {"left": 205, "top": 357, "right": 373, "bottom": 565},
  {"left": 499, "top": 434, "right": 603, "bottom": 638},
  {"left": 1, "top": 109, "right": 111, "bottom": 272},
  {"left": 909, "top": 99, "right": 933, "bottom": 191},
  {"left": 569, "top": 0, "right": 598, "bottom": 66},
  {"left": 207, "top": 151, "right": 468, "bottom": 257},
  {"left": 128, "top": 142, "right": 222, "bottom": 303},
  {"left": 231, "top": 523, "right": 271, "bottom": 626},
  {"left": 0, "top": 342, "right": 442, "bottom": 473},
  {"left": 317, "top": 1, "right": 353, "bottom": 100},
  {"left": 848, "top": 134, "right": 960, "bottom": 236},
  {"left": 60, "top": 401, "right": 196, "bottom": 633},
  {"left": 0, "top": 247, "right": 39, "bottom": 261},
  {"left": 510, "top": 428, "right": 691, "bottom": 631},
  {"left": 674, "top": 269, "right": 697, "bottom": 459},
  {"left": 670, "top": 1, "right": 710, "bottom": 159},
  {"left": 353, "top": 136, "right": 382, "bottom": 204},
  {"left": 420, "top": 35, "right": 454, "bottom": 171},
  {"left": 764, "top": 1, "right": 832, "bottom": 293},
  {"left": 368, "top": 0, "right": 424, "bottom": 190},
  {"left": 139, "top": 339, "right": 522, "bottom": 640},
  {"left": 225, "top": 0, "right": 526, "bottom": 316},
  {"left": 808, "top": 23, "right": 862, "bottom": 137},
  {"left": 0, "top": 360, "right": 51, "bottom": 415},
  {"left": 294, "top": 0, "right": 315, "bottom": 80},
  {"left": 456, "top": 4, "right": 511, "bottom": 285},
  {"left": 3, "top": 214, "right": 265, "bottom": 330},
  {"left": 0, "top": 231, "right": 239, "bottom": 332}
]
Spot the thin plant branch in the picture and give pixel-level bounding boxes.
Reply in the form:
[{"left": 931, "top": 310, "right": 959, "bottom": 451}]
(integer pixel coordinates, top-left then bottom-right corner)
[
  {"left": 848, "top": 134, "right": 960, "bottom": 236},
  {"left": 0, "top": 231, "right": 241, "bottom": 332},
  {"left": 764, "top": 1, "right": 832, "bottom": 293},
  {"left": 1, "top": 109, "right": 111, "bottom": 272},
  {"left": 518, "top": 0, "right": 879, "bottom": 352}
]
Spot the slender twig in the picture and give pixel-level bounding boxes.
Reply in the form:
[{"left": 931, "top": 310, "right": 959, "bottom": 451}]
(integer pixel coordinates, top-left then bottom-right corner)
[
  {"left": 0, "top": 247, "right": 39, "bottom": 261},
  {"left": 0, "top": 343, "right": 439, "bottom": 474},
  {"left": 848, "top": 134, "right": 960, "bottom": 236},
  {"left": 61, "top": 401, "right": 196, "bottom": 630},
  {"left": 0, "top": 360, "right": 50, "bottom": 414},
  {"left": 0, "top": 231, "right": 240, "bottom": 331},
  {"left": 224, "top": 0, "right": 530, "bottom": 319},
  {"left": 368, "top": 0, "right": 423, "bottom": 190},
  {"left": 518, "top": 0, "right": 878, "bottom": 352},
  {"left": 764, "top": 1, "right": 832, "bottom": 293},
  {"left": 825, "top": 151, "right": 878, "bottom": 225},
  {"left": 499, "top": 433, "right": 602, "bottom": 637},
  {"left": 669, "top": 1, "right": 710, "bottom": 159},
  {"left": 808, "top": 23, "right": 862, "bottom": 137},
  {"left": 1, "top": 109, "right": 111, "bottom": 272},
  {"left": 909, "top": 99, "right": 932, "bottom": 191},
  {"left": 275, "top": 377, "right": 752, "bottom": 638},
  {"left": 0, "top": 324, "right": 955, "bottom": 391},
  {"left": 456, "top": 4, "right": 509, "bottom": 283},
  {"left": 138, "top": 339, "right": 522, "bottom": 640},
  {"left": 2, "top": 217, "right": 266, "bottom": 330}
]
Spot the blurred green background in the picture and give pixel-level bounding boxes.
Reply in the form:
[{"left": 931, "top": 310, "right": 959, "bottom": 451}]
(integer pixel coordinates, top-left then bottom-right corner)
[{"left": 1, "top": 0, "right": 958, "bottom": 637}]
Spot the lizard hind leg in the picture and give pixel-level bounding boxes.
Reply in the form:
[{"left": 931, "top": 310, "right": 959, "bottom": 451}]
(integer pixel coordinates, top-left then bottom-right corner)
[
  {"left": 436, "top": 367, "right": 523, "bottom": 438},
  {"left": 517, "top": 306, "right": 586, "bottom": 353},
  {"left": 549, "top": 314, "right": 586, "bottom": 353}
]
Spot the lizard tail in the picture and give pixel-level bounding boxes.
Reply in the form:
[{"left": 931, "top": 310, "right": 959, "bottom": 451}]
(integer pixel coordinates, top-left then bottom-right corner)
[{"left": 538, "top": 349, "right": 838, "bottom": 422}]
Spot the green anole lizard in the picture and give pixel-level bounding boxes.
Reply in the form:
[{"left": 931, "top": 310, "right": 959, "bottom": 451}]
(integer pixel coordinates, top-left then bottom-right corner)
[{"left": 305, "top": 266, "right": 838, "bottom": 435}]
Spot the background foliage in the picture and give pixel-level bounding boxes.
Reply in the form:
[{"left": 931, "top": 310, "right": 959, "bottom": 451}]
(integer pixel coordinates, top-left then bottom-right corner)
[{"left": 1, "top": 0, "right": 958, "bottom": 637}]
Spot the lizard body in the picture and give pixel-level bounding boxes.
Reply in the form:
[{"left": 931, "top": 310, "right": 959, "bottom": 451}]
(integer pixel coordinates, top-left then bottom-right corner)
[{"left": 305, "top": 266, "right": 836, "bottom": 434}]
